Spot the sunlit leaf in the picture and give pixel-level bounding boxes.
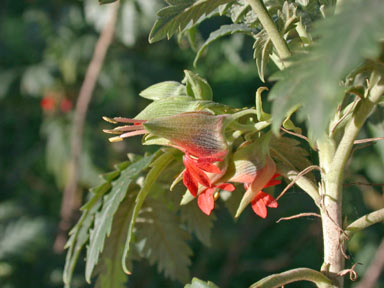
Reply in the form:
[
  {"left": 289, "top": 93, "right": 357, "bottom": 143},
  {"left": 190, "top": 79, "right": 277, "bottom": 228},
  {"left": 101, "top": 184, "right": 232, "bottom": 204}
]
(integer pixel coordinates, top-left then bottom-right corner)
[
  {"left": 149, "top": 0, "right": 234, "bottom": 43},
  {"left": 185, "top": 277, "right": 220, "bottom": 288}
]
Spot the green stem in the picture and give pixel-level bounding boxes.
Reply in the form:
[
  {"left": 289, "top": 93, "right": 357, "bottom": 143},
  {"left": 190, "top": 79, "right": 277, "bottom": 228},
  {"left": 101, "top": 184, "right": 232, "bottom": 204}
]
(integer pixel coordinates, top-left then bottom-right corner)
[
  {"left": 249, "top": 268, "right": 332, "bottom": 288},
  {"left": 246, "top": 0, "right": 292, "bottom": 63},
  {"left": 319, "top": 75, "right": 384, "bottom": 287},
  {"left": 342, "top": 208, "right": 384, "bottom": 242}
]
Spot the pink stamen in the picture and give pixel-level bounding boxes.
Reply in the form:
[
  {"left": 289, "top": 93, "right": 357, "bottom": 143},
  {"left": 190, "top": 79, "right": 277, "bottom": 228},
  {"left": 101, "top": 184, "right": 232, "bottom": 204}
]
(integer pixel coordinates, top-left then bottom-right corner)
[
  {"left": 113, "top": 117, "right": 146, "bottom": 124},
  {"left": 119, "top": 130, "right": 147, "bottom": 138}
]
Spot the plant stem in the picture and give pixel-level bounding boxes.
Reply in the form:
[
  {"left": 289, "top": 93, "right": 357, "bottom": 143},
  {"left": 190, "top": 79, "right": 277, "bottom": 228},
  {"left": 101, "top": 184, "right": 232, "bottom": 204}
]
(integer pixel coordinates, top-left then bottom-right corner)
[
  {"left": 249, "top": 268, "right": 332, "bottom": 288},
  {"left": 246, "top": 0, "right": 291, "bottom": 64},
  {"left": 319, "top": 75, "right": 384, "bottom": 287}
]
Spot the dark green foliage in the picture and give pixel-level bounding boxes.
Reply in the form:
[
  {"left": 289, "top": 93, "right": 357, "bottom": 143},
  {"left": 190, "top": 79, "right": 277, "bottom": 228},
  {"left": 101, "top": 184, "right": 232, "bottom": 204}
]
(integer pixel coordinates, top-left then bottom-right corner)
[{"left": 270, "top": 0, "right": 384, "bottom": 138}]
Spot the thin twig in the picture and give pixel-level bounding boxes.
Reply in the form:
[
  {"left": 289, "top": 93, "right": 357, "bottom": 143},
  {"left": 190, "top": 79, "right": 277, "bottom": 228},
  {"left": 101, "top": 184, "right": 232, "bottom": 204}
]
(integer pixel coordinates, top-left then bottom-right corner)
[
  {"left": 276, "top": 165, "right": 320, "bottom": 201},
  {"left": 276, "top": 212, "right": 321, "bottom": 223},
  {"left": 337, "top": 262, "right": 361, "bottom": 281},
  {"left": 344, "top": 182, "right": 384, "bottom": 187},
  {"left": 355, "top": 238, "right": 384, "bottom": 288},
  {"left": 53, "top": 2, "right": 119, "bottom": 253},
  {"left": 280, "top": 127, "right": 313, "bottom": 146},
  {"left": 354, "top": 137, "right": 384, "bottom": 144}
]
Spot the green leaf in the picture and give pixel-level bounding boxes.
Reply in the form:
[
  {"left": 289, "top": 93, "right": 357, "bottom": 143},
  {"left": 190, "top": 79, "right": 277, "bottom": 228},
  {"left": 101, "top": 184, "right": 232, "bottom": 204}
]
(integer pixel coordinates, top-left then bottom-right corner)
[
  {"left": 139, "top": 81, "right": 187, "bottom": 100},
  {"left": 63, "top": 199, "right": 101, "bottom": 287},
  {"left": 94, "top": 194, "right": 138, "bottom": 288},
  {"left": 185, "top": 277, "right": 220, "bottom": 288},
  {"left": 194, "top": 24, "right": 254, "bottom": 67},
  {"left": 136, "top": 199, "right": 192, "bottom": 283},
  {"left": 134, "top": 96, "right": 205, "bottom": 120},
  {"left": 183, "top": 70, "right": 213, "bottom": 100},
  {"left": 121, "top": 150, "right": 175, "bottom": 274},
  {"left": 85, "top": 154, "right": 157, "bottom": 283},
  {"left": 270, "top": 136, "right": 313, "bottom": 177},
  {"left": 181, "top": 202, "right": 216, "bottom": 246},
  {"left": 270, "top": 0, "right": 384, "bottom": 138},
  {"left": 149, "top": 0, "right": 234, "bottom": 43},
  {"left": 99, "top": 0, "right": 118, "bottom": 4},
  {"left": 253, "top": 30, "right": 273, "bottom": 83}
]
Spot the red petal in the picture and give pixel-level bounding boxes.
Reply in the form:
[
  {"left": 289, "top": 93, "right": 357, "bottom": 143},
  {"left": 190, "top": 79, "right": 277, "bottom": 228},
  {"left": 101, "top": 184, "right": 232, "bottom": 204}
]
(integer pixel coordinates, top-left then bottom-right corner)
[
  {"left": 259, "top": 191, "right": 278, "bottom": 208},
  {"left": 264, "top": 179, "right": 281, "bottom": 188},
  {"left": 183, "top": 170, "right": 198, "bottom": 197},
  {"left": 197, "top": 188, "right": 215, "bottom": 215},
  {"left": 194, "top": 160, "right": 221, "bottom": 174},
  {"left": 251, "top": 197, "right": 267, "bottom": 218},
  {"left": 217, "top": 183, "right": 235, "bottom": 192},
  {"left": 184, "top": 156, "right": 211, "bottom": 187}
]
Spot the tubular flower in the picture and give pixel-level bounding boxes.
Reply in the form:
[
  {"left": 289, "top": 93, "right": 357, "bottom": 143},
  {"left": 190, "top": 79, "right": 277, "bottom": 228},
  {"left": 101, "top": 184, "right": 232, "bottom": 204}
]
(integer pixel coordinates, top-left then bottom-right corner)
[
  {"left": 103, "top": 112, "right": 230, "bottom": 206},
  {"left": 228, "top": 141, "right": 281, "bottom": 218},
  {"left": 197, "top": 183, "right": 235, "bottom": 215}
]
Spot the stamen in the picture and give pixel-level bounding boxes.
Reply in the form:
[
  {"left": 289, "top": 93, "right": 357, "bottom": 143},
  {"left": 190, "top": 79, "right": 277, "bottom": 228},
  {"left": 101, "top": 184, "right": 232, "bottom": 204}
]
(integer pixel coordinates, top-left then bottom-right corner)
[
  {"left": 102, "top": 116, "right": 118, "bottom": 124},
  {"left": 113, "top": 117, "right": 146, "bottom": 124},
  {"left": 113, "top": 124, "right": 144, "bottom": 132},
  {"left": 109, "top": 136, "right": 124, "bottom": 142},
  {"left": 103, "top": 129, "right": 123, "bottom": 134},
  {"left": 119, "top": 130, "right": 147, "bottom": 138}
]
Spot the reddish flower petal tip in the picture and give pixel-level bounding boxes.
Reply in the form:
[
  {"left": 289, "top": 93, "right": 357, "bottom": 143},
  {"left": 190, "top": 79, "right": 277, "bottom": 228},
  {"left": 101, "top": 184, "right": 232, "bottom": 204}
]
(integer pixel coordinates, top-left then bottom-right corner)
[
  {"left": 197, "top": 188, "right": 215, "bottom": 215},
  {"left": 217, "top": 183, "right": 235, "bottom": 192},
  {"left": 251, "top": 198, "right": 268, "bottom": 218},
  {"left": 183, "top": 170, "right": 198, "bottom": 197}
]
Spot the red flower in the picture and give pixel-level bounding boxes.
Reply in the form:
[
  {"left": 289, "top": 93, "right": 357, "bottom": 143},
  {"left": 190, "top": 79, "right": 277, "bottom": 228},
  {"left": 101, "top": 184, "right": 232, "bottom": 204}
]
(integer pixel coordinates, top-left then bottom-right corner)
[
  {"left": 41, "top": 97, "right": 56, "bottom": 111},
  {"left": 197, "top": 183, "right": 235, "bottom": 215},
  {"left": 60, "top": 98, "right": 73, "bottom": 112},
  {"left": 250, "top": 174, "right": 280, "bottom": 218}
]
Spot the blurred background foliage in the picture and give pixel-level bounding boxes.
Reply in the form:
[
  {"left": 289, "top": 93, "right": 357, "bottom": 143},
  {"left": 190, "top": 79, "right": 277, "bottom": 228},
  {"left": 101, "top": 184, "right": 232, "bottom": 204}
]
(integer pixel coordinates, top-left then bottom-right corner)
[{"left": 0, "top": 0, "right": 382, "bottom": 287}]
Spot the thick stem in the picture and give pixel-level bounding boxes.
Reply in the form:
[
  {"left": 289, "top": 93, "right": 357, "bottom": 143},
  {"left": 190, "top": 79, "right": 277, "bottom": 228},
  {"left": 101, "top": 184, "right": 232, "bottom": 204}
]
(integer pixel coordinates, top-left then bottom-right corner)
[
  {"left": 249, "top": 268, "right": 332, "bottom": 288},
  {"left": 319, "top": 76, "right": 384, "bottom": 286},
  {"left": 246, "top": 0, "right": 291, "bottom": 63}
]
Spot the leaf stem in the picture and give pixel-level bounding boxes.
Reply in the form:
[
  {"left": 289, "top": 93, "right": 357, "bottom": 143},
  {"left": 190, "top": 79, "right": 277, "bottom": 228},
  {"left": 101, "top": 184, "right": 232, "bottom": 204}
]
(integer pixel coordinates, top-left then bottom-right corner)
[
  {"left": 249, "top": 268, "right": 332, "bottom": 288},
  {"left": 246, "top": 0, "right": 291, "bottom": 63},
  {"left": 342, "top": 208, "right": 384, "bottom": 241}
]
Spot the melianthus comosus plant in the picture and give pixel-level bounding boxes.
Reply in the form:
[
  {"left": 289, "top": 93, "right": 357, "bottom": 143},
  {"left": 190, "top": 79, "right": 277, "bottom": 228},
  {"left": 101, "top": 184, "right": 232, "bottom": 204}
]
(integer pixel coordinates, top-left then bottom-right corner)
[{"left": 64, "top": 0, "right": 384, "bottom": 288}]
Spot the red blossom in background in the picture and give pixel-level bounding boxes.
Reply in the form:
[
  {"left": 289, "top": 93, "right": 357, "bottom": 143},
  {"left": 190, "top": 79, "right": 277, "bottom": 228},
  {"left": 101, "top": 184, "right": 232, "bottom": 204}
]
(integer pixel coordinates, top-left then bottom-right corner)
[
  {"left": 60, "top": 98, "right": 73, "bottom": 112},
  {"left": 41, "top": 96, "right": 56, "bottom": 111}
]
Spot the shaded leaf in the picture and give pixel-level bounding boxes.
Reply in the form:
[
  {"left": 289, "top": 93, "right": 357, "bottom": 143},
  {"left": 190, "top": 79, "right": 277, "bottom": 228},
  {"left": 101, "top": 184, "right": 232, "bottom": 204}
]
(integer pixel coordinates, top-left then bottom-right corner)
[
  {"left": 85, "top": 154, "right": 157, "bottom": 282},
  {"left": 270, "top": 0, "right": 384, "bottom": 138},
  {"left": 136, "top": 199, "right": 192, "bottom": 283},
  {"left": 253, "top": 30, "right": 273, "bottom": 82},
  {"left": 185, "top": 277, "right": 220, "bottom": 288},
  {"left": 194, "top": 24, "right": 254, "bottom": 67},
  {"left": 149, "top": 0, "right": 234, "bottom": 43},
  {"left": 180, "top": 202, "right": 216, "bottom": 246}
]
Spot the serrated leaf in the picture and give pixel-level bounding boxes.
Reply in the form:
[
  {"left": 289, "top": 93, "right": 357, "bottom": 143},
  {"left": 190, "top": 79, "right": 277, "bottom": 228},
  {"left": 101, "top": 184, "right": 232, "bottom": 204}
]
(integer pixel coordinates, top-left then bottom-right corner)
[
  {"left": 270, "top": 0, "right": 384, "bottom": 138},
  {"left": 181, "top": 202, "right": 216, "bottom": 246},
  {"left": 185, "top": 277, "right": 220, "bottom": 288},
  {"left": 136, "top": 199, "right": 192, "bottom": 283},
  {"left": 121, "top": 151, "right": 175, "bottom": 274},
  {"left": 63, "top": 199, "right": 101, "bottom": 287},
  {"left": 139, "top": 81, "right": 188, "bottom": 100},
  {"left": 194, "top": 24, "right": 254, "bottom": 67},
  {"left": 184, "top": 70, "right": 213, "bottom": 100},
  {"left": 253, "top": 30, "right": 273, "bottom": 82},
  {"left": 85, "top": 154, "right": 157, "bottom": 283},
  {"left": 94, "top": 194, "right": 137, "bottom": 288},
  {"left": 270, "top": 136, "right": 313, "bottom": 178},
  {"left": 149, "top": 0, "right": 234, "bottom": 43}
]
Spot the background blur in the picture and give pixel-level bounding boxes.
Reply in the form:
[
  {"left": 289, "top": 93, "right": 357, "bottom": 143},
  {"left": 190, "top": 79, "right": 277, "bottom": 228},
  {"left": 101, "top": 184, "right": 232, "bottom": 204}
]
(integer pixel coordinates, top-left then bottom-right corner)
[{"left": 0, "top": 0, "right": 383, "bottom": 287}]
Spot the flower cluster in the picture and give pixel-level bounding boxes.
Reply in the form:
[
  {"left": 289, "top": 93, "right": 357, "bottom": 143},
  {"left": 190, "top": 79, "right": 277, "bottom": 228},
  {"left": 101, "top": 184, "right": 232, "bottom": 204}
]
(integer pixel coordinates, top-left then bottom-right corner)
[{"left": 103, "top": 111, "right": 281, "bottom": 218}]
